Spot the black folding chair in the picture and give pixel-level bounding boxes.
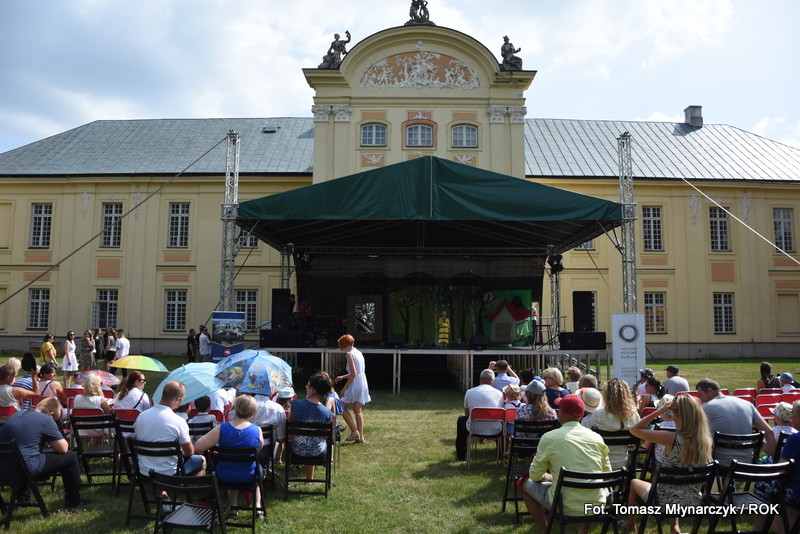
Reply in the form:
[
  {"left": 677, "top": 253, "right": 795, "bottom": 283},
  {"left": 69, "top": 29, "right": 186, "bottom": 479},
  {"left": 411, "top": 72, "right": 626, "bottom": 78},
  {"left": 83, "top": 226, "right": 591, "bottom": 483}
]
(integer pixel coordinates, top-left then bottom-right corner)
[
  {"left": 125, "top": 438, "right": 185, "bottom": 526},
  {"left": 69, "top": 413, "right": 119, "bottom": 489},
  {"left": 0, "top": 440, "right": 49, "bottom": 530},
  {"left": 211, "top": 446, "right": 266, "bottom": 533},
  {"left": 709, "top": 459, "right": 794, "bottom": 534},
  {"left": 150, "top": 470, "right": 228, "bottom": 534},
  {"left": 112, "top": 411, "right": 138, "bottom": 496},
  {"left": 501, "top": 433, "right": 543, "bottom": 523},
  {"left": 545, "top": 466, "right": 629, "bottom": 534},
  {"left": 284, "top": 420, "right": 334, "bottom": 500},
  {"left": 188, "top": 421, "right": 214, "bottom": 442},
  {"left": 712, "top": 431, "right": 764, "bottom": 487},
  {"left": 257, "top": 424, "right": 276, "bottom": 488},
  {"left": 635, "top": 461, "right": 718, "bottom": 534}
]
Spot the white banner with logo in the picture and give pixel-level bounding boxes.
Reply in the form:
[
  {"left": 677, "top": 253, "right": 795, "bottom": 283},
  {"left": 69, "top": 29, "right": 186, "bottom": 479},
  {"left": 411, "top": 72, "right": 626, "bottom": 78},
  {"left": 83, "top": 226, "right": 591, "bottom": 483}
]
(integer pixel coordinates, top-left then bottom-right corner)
[{"left": 612, "top": 313, "right": 646, "bottom": 388}]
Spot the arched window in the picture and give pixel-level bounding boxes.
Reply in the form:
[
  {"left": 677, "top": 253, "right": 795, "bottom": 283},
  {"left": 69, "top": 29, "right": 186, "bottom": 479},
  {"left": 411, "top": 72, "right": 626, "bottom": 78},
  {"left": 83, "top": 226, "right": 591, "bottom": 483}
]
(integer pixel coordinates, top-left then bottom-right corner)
[
  {"left": 361, "top": 124, "right": 387, "bottom": 146},
  {"left": 451, "top": 124, "right": 478, "bottom": 148},
  {"left": 406, "top": 124, "right": 433, "bottom": 147}
]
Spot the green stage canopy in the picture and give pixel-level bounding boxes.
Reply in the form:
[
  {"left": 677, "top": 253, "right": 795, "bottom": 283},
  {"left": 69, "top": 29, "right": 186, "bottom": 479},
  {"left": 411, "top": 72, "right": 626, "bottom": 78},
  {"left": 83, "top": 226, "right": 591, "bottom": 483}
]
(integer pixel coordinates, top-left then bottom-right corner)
[{"left": 237, "top": 157, "right": 623, "bottom": 256}]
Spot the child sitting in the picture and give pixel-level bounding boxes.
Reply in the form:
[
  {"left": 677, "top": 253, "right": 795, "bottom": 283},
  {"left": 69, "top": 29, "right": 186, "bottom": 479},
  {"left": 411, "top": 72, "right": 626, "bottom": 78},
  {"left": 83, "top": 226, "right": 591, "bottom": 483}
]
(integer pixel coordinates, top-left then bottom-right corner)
[
  {"left": 503, "top": 384, "right": 523, "bottom": 437},
  {"left": 175, "top": 402, "right": 191, "bottom": 421},
  {"left": 276, "top": 387, "right": 295, "bottom": 418},
  {"left": 188, "top": 395, "right": 218, "bottom": 427},
  {"left": 565, "top": 366, "right": 582, "bottom": 393}
]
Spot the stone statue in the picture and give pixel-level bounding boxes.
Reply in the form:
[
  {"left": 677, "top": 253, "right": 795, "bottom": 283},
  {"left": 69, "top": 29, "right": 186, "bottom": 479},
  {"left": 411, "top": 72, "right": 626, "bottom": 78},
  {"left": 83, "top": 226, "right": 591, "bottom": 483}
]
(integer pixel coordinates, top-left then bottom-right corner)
[
  {"left": 318, "top": 30, "right": 351, "bottom": 69},
  {"left": 500, "top": 35, "right": 523, "bottom": 71},
  {"left": 405, "top": 0, "right": 434, "bottom": 26}
]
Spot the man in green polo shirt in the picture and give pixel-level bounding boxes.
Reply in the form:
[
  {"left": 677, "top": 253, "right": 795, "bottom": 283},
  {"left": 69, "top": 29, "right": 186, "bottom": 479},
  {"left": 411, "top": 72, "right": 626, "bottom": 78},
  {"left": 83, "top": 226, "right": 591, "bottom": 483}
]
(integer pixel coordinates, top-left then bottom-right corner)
[{"left": 522, "top": 394, "right": 611, "bottom": 533}]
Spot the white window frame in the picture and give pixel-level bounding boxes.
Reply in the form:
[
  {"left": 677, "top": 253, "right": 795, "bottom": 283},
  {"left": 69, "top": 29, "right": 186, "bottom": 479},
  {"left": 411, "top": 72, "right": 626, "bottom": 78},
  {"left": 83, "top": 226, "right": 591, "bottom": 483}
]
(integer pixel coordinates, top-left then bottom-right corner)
[
  {"left": 168, "top": 203, "right": 190, "bottom": 248},
  {"left": 237, "top": 229, "right": 259, "bottom": 249},
  {"left": 360, "top": 124, "right": 387, "bottom": 147},
  {"left": 164, "top": 289, "right": 187, "bottom": 331},
  {"left": 94, "top": 289, "right": 118, "bottom": 329},
  {"left": 29, "top": 203, "right": 53, "bottom": 249},
  {"left": 451, "top": 124, "right": 478, "bottom": 148},
  {"left": 101, "top": 202, "right": 123, "bottom": 248},
  {"left": 774, "top": 208, "right": 795, "bottom": 252},
  {"left": 709, "top": 207, "right": 730, "bottom": 252},
  {"left": 713, "top": 292, "right": 735, "bottom": 334},
  {"left": 644, "top": 292, "right": 666, "bottom": 333},
  {"left": 575, "top": 239, "right": 595, "bottom": 250},
  {"left": 28, "top": 288, "right": 50, "bottom": 329},
  {"left": 642, "top": 206, "right": 663, "bottom": 251},
  {"left": 406, "top": 124, "right": 433, "bottom": 147},
  {"left": 235, "top": 289, "right": 258, "bottom": 332}
]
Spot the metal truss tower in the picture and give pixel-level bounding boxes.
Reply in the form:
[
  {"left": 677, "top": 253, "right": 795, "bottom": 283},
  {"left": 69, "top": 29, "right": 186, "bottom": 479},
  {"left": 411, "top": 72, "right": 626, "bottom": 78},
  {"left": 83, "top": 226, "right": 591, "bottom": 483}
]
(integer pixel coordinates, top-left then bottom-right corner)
[
  {"left": 618, "top": 132, "right": 637, "bottom": 313},
  {"left": 220, "top": 131, "right": 240, "bottom": 311}
]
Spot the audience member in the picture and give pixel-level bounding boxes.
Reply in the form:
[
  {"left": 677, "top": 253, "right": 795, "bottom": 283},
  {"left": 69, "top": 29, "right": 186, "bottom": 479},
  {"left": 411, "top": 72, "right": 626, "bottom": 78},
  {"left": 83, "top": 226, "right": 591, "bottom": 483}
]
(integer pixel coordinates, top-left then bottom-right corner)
[
  {"left": 455, "top": 369, "right": 503, "bottom": 461},
  {"left": 637, "top": 376, "right": 665, "bottom": 415},
  {"left": 662, "top": 365, "right": 690, "bottom": 396},
  {"left": 195, "top": 395, "right": 264, "bottom": 519},
  {"left": 114, "top": 371, "right": 151, "bottom": 411},
  {"left": 276, "top": 387, "right": 295, "bottom": 418},
  {"left": 588, "top": 378, "right": 640, "bottom": 468},
  {"left": 491, "top": 360, "right": 520, "bottom": 391},
  {"left": 765, "top": 400, "right": 800, "bottom": 533},
  {"left": 541, "top": 367, "right": 569, "bottom": 409},
  {"left": 696, "top": 378, "right": 776, "bottom": 464},
  {"left": 577, "top": 387, "right": 602, "bottom": 427},
  {"left": 289, "top": 374, "right": 334, "bottom": 479},
  {"left": 133, "top": 381, "right": 205, "bottom": 476},
  {"left": 209, "top": 387, "right": 229, "bottom": 413},
  {"left": 250, "top": 391, "right": 287, "bottom": 464},
  {"left": 522, "top": 395, "right": 611, "bottom": 533},
  {"left": 188, "top": 395, "right": 218, "bottom": 427},
  {"left": 771, "top": 402, "right": 798, "bottom": 440},
  {"left": 564, "top": 366, "right": 581, "bottom": 393},
  {"left": 636, "top": 368, "right": 654, "bottom": 396},
  {"left": 73, "top": 374, "right": 111, "bottom": 414},
  {"left": 780, "top": 372, "right": 797, "bottom": 393},
  {"left": 0, "top": 397, "right": 86, "bottom": 511},
  {"left": 518, "top": 368, "right": 535, "bottom": 387},
  {"left": 175, "top": 403, "right": 191, "bottom": 421},
  {"left": 625, "top": 395, "right": 713, "bottom": 533},
  {"left": 515, "top": 380, "right": 557, "bottom": 438},
  {"left": 316, "top": 370, "right": 344, "bottom": 418},
  {"left": 756, "top": 361, "right": 781, "bottom": 391},
  {"left": 0, "top": 362, "right": 39, "bottom": 410},
  {"left": 577, "top": 373, "right": 598, "bottom": 390},
  {"left": 36, "top": 363, "right": 67, "bottom": 406},
  {"left": 12, "top": 354, "right": 38, "bottom": 409},
  {"left": 503, "top": 384, "right": 523, "bottom": 437}
]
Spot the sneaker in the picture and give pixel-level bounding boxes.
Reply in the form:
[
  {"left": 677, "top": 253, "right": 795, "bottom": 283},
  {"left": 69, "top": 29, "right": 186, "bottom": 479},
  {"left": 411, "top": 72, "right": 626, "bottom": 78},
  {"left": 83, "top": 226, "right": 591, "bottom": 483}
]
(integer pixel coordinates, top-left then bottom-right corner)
[{"left": 65, "top": 499, "right": 91, "bottom": 512}]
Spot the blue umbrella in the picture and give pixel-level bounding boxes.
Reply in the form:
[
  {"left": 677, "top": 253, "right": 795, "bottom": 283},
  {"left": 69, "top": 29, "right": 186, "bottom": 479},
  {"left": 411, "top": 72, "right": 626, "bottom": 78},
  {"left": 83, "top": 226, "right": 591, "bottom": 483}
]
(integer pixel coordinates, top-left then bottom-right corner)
[
  {"left": 152, "top": 362, "right": 226, "bottom": 404},
  {"left": 215, "top": 349, "right": 292, "bottom": 396}
]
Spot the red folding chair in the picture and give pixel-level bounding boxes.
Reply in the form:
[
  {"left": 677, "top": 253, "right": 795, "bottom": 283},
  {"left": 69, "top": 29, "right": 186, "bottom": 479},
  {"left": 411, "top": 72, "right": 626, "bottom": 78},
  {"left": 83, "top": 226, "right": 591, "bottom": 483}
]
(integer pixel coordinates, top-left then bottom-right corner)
[
  {"left": 735, "top": 395, "right": 755, "bottom": 404},
  {"left": 758, "top": 388, "right": 783, "bottom": 395},
  {"left": 209, "top": 410, "right": 224, "bottom": 424},
  {"left": 757, "top": 404, "right": 777, "bottom": 421},
  {"left": 642, "top": 407, "right": 659, "bottom": 417},
  {"left": 30, "top": 395, "right": 49, "bottom": 407},
  {"left": 756, "top": 393, "right": 783, "bottom": 406},
  {"left": 676, "top": 391, "right": 700, "bottom": 398},
  {"left": 719, "top": 389, "right": 730, "bottom": 395},
  {"left": 102, "top": 389, "right": 115, "bottom": 399},
  {"left": 466, "top": 407, "right": 506, "bottom": 466},
  {"left": 111, "top": 409, "right": 141, "bottom": 422},
  {"left": 63, "top": 388, "right": 83, "bottom": 398},
  {"left": 224, "top": 409, "right": 235, "bottom": 422},
  {"left": 734, "top": 388, "right": 757, "bottom": 397},
  {"left": 0, "top": 405, "right": 18, "bottom": 419},
  {"left": 783, "top": 392, "right": 800, "bottom": 404}
]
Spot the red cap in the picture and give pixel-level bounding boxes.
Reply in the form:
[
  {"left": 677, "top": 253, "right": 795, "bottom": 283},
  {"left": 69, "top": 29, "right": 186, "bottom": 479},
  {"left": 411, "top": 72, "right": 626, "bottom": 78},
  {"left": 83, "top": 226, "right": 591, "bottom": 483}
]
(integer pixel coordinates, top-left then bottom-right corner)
[{"left": 555, "top": 394, "right": 585, "bottom": 417}]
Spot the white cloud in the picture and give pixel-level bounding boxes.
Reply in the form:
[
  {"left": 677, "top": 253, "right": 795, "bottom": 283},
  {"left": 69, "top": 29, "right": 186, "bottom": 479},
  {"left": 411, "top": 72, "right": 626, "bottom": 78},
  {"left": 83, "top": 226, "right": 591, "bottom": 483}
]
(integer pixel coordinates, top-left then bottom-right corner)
[
  {"left": 633, "top": 111, "right": 685, "bottom": 123},
  {"left": 750, "top": 116, "right": 787, "bottom": 137}
]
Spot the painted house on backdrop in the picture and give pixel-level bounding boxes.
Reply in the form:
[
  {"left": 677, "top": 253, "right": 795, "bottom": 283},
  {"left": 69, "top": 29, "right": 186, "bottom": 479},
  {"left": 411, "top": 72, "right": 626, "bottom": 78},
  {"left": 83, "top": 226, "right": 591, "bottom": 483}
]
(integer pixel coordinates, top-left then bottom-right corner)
[{"left": 0, "top": 4, "right": 799, "bottom": 359}]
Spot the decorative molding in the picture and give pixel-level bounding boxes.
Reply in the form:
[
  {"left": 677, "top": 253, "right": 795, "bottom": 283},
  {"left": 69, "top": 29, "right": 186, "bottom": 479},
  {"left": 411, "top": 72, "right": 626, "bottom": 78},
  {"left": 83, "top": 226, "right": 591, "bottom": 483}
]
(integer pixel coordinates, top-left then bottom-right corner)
[
  {"left": 361, "top": 154, "right": 385, "bottom": 167},
  {"left": 739, "top": 194, "right": 752, "bottom": 223},
  {"left": 508, "top": 106, "right": 527, "bottom": 123},
  {"left": 311, "top": 105, "right": 332, "bottom": 122},
  {"left": 132, "top": 187, "right": 144, "bottom": 221},
  {"left": 79, "top": 190, "right": 91, "bottom": 219},
  {"left": 332, "top": 105, "right": 352, "bottom": 122},
  {"left": 487, "top": 106, "right": 507, "bottom": 123},
  {"left": 688, "top": 195, "right": 699, "bottom": 224},
  {"left": 360, "top": 41, "right": 479, "bottom": 89},
  {"left": 453, "top": 154, "right": 476, "bottom": 166}
]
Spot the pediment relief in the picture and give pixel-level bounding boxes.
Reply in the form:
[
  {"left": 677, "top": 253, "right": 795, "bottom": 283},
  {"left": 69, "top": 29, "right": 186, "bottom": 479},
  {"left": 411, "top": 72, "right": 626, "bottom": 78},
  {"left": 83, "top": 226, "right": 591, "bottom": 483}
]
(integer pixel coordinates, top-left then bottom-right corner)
[{"left": 360, "top": 41, "right": 479, "bottom": 89}]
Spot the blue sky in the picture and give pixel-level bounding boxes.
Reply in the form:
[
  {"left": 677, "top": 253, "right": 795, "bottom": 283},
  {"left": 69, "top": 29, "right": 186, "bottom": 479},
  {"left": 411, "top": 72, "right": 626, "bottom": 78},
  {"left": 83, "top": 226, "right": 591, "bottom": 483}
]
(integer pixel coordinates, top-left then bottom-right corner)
[{"left": 1, "top": 0, "right": 798, "bottom": 154}]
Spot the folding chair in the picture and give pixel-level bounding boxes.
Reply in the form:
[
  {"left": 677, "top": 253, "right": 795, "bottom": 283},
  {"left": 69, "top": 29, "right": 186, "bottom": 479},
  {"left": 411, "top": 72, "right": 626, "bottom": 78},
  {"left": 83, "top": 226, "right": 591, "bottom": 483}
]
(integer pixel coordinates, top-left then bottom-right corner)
[
  {"left": 209, "top": 410, "right": 224, "bottom": 424},
  {"left": 150, "top": 470, "right": 228, "bottom": 534},
  {"left": 757, "top": 404, "right": 777, "bottom": 421},
  {"left": 188, "top": 421, "right": 215, "bottom": 442},
  {"left": 257, "top": 424, "right": 277, "bottom": 488},
  {"left": 69, "top": 413, "right": 119, "bottom": 488},
  {"left": 709, "top": 459, "right": 794, "bottom": 534},
  {"left": 734, "top": 388, "right": 757, "bottom": 397},
  {"left": 210, "top": 446, "right": 266, "bottom": 532},
  {"left": 635, "top": 461, "right": 718, "bottom": 534},
  {"left": 0, "top": 440, "right": 49, "bottom": 530},
  {"left": 595, "top": 428, "right": 642, "bottom": 469},
  {"left": 757, "top": 388, "right": 783, "bottom": 395},
  {"left": 0, "top": 407, "right": 17, "bottom": 427},
  {"left": 466, "top": 407, "right": 506, "bottom": 466},
  {"left": 712, "top": 431, "right": 764, "bottom": 488},
  {"left": 545, "top": 466, "right": 629, "bottom": 534},
  {"left": 501, "top": 433, "right": 543, "bottom": 523},
  {"left": 284, "top": 420, "right": 333, "bottom": 500},
  {"left": 735, "top": 395, "right": 756, "bottom": 404},
  {"left": 111, "top": 410, "right": 140, "bottom": 496},
  {"left": 756, "top": 393, "right": 783, "bottom": 406},
  {"left": 784, "top": 392, "right": 800, "bottom": 404},
  {"left": 63, "top": 388, "right": 83, "bottom": 399},
  {"left": 125, "top": 438, "right": 185, "bottom": 525},
  {"left": 676, "top": 391, "right": 700, "bottom": 399},
  {"left": 775, "top": 431, "right": 790, "bottom": 460}
]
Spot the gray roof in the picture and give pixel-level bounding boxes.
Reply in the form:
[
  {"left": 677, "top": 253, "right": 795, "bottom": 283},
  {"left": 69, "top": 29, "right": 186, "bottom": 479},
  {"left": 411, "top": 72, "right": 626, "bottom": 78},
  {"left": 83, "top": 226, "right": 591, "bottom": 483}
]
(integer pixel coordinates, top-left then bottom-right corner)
[{"left": 1, "top": 117, "right": 799, "bottom": 182}]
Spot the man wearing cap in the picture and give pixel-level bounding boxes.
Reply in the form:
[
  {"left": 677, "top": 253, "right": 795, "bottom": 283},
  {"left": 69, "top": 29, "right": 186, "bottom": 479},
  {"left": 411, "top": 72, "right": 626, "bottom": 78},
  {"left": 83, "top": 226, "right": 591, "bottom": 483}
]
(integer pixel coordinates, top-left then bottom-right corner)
[
  {"left": 662, "top": 365, "right": 690, "bottom": 396},
  {"left": 636, "top": 368, "right": 653, "bottom": 396},
  {"left": 522, "top": 394, "right": 611, "bottom": 533},
  {"left": 455, "top": 369, "right": 503, "bottom": 462},
  {"left": 781, "top": 372, "right": 797, "bottom": 393}
]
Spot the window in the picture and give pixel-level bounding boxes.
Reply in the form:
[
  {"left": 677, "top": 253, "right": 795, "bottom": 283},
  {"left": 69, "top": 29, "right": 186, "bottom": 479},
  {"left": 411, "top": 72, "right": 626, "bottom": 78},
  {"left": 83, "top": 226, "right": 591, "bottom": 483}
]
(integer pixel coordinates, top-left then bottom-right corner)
[
  {"left": 361, "top": 124, "right": 387, "bottom": 147},
  {"left": 709, "top": 207, "right": 730, "bottom": 252},
  {"left": 644, "top": 292, "right": 666, "bottom": 333},
  {"left": 29, "top": 203, "right": 53, "bottom": 248},
  {"left": 235, "top": 290, "right": 258, "bottom": 331},
  {"left": 28, "top": 289, "right": 50, "bottom": 329},
  {"left": 406, "top": 124, "right": 433, "bottom": 147},
  {"left": 451, "top": 124, "right": 477, "bottom": 148},
  {"left": 575, "top": 239, "right": 595, "bottom": 250},
  {"left": 237, "top": 229, "right": 259, "bottom": 249},
  {"left": 93, "top": 289, "right": 118, "bottom": 329},
  {"left": 168, "top": 203, "right": 190, "bottom": 248},
  {"left": 774, "top": 208, "right": 795, "bottom": 252},
  {"left": 164, "top": 290, "right": 187, "bottom": 331},
  {"left": 642, "top": 206, "right": 663, "bottom": 251},
  {"left": 713, "top": 292, "right": 735, "bottom": 334},
  {"left": 101, "top": 203, "right": 123, "bottom": 248}
]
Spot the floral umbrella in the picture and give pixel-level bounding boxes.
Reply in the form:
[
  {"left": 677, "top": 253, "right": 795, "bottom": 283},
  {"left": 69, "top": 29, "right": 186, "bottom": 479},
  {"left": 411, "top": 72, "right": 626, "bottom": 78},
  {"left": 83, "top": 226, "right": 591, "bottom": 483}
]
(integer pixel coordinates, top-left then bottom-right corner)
[
  {"left": 74, "top": 369, "right": 121, "bottom": 387},
  {"left": 215, "top": 349, "right": 292, "bottom": 396}
]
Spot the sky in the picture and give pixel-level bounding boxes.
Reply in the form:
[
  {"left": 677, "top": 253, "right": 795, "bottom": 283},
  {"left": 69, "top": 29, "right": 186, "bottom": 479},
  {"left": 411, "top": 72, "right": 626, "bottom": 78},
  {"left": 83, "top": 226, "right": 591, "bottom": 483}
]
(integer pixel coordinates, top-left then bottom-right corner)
[{"left": 1, "top": 0, "right": 799, "bottom": 154}]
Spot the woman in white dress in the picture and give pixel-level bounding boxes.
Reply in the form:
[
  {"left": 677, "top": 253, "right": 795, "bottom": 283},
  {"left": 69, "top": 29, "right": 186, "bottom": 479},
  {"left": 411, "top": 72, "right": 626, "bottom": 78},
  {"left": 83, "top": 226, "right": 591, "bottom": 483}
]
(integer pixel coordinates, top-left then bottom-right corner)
[
  {"left": 73, "top": 374, "right": 111, "bottom": 414},
  {"left": 114, "top": 371, "right": 151, "bottom": 412},
  {"left": 335, "top": 334, "right": 371, "bottom": 444},
  {"left": 62, "top": 331, "right": 79, "bottom": 387}
]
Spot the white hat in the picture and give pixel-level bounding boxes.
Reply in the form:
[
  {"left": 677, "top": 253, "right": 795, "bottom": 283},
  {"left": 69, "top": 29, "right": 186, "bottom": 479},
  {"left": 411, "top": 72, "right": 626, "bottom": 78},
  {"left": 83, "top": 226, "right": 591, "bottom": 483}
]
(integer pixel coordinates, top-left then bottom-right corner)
[{"left": 577, "top": 387, "right": 603, "bottom": 413}]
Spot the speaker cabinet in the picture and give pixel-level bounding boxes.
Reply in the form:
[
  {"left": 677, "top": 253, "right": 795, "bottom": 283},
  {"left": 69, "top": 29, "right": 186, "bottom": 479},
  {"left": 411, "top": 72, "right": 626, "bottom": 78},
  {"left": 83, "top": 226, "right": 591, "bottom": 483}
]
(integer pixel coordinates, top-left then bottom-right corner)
[
  {"left": 271, "top": 288, "right": 292, "bottom": 330},
  {"left": 470, "top": 335, "right": 487, "bottom": 351},
  {"left": 558, "top": 331, "right": 607, "bottom": 350},
  {"left": 260, "top": 329, "right": 302, "bottom": 348},
  {"left": 387, "top": 333, "right": 405, "bottom": 348}
]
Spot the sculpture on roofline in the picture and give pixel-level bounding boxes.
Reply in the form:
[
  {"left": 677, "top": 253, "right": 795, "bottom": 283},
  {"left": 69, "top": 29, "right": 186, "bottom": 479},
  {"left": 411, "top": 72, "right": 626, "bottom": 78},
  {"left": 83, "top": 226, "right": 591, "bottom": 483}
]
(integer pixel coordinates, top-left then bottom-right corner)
[
  {"left": 405, "top": 0, "right": 435, "bottom": 26},
  {"left": 500, "top": 35, "right": 523, "bottom": 71},
  {"left": 318, "top": 30, "right": 351, "bottom": 69}
]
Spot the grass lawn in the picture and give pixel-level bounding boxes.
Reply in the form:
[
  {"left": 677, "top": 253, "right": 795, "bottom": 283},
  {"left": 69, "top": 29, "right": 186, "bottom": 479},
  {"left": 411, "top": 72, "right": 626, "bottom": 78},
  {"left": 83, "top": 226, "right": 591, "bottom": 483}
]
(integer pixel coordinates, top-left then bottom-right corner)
[{"left": 1, "top": 356, "right": 798, "bottom": 533}]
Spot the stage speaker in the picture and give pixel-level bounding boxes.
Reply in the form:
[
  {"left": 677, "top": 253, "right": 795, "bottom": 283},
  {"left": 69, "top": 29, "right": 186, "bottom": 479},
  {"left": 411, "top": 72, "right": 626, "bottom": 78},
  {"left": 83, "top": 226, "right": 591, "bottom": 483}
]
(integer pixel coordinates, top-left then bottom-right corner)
[
  {"left": 271, "top": 288, "right": 292, "bottom": 330},
  {"left": 558, "top": 331, "right": 607, "bottom": 350},
  {"left": 260, "top": 328, "right": 302, "bottom": 348},
  {"left": 387, "top": 333, "right": 405, "bottom": 349},
  {"left": 470, "top": 335, "right": 487, "bottom": 351}
]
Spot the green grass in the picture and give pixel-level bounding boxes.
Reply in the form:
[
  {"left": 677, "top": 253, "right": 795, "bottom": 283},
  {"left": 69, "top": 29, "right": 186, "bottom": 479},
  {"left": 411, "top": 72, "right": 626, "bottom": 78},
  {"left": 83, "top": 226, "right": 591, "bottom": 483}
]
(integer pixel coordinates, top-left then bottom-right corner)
[{"left": 1, "top": 357, "right": 798, "bottom": 533}]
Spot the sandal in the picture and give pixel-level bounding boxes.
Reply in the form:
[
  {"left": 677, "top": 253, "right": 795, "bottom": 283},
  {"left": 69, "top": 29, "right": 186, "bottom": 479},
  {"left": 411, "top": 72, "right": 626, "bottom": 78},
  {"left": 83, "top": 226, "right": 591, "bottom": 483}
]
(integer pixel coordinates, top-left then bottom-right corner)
[{"left": 345, "top": 431, "right": 361, "bottom": 442}]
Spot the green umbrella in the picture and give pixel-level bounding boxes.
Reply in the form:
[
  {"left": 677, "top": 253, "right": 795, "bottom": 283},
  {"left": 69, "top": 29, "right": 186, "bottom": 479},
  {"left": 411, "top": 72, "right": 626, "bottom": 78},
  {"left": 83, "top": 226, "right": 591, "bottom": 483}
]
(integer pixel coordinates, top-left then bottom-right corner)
[{"left": 110, "top": 355, "right": 169, "bottom": 373}]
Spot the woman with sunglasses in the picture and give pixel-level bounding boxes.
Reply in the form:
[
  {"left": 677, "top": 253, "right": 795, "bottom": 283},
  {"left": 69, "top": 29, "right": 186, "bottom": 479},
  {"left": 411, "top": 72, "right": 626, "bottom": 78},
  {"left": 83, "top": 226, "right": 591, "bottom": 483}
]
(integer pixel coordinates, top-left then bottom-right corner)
[{"left": 114, "top": 370, "right": 151, "bottom": 411}]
